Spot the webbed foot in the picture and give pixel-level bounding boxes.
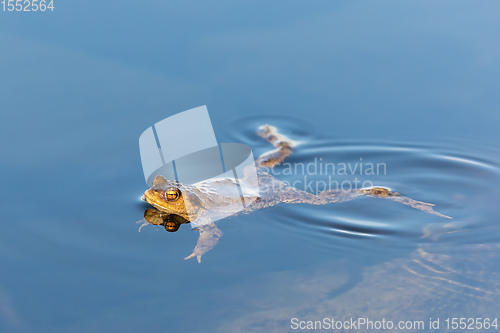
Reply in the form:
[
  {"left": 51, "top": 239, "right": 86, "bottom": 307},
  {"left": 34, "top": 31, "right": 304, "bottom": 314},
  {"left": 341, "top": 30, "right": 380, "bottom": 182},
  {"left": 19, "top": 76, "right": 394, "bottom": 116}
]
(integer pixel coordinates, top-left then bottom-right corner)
[
  {"left": 360, "top": 187, "right": 452, "bottom": 219},
  {"left": 184, "top": 223, "right": 223, "bottom": 263}
]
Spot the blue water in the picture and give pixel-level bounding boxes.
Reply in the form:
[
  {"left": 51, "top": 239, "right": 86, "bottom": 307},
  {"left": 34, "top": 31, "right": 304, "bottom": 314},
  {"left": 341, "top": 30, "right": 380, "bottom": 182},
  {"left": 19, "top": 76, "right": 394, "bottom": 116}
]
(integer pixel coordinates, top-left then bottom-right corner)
[{"left": 1, "top": 1, "right": 500, "bottom": 332}]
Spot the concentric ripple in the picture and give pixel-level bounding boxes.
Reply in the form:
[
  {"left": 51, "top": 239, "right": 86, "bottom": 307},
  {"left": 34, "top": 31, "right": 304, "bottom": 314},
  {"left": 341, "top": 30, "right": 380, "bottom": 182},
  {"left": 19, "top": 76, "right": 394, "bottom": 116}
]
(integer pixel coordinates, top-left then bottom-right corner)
[
  {"left": 282, "top": 139, "right": 500, "bottom": 252},
  {"left": 224, "top": 118, "right": 500, "bottom": 255}
]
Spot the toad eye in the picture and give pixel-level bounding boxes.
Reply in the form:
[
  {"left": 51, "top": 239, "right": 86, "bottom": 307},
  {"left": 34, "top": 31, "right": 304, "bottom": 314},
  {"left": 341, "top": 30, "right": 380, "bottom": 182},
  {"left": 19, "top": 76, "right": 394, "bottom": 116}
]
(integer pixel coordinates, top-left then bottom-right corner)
[{"left": 164, "top": 188, "right": 180, "bottom": 201}]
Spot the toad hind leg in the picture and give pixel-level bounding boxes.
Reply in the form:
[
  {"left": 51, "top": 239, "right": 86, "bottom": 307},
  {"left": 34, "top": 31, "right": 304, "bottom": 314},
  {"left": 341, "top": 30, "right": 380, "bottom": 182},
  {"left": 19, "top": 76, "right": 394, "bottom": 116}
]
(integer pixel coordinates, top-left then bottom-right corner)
[
  {"left": 359, "top": 187, "right": 452, "bottom": 219},
  {"left": 257, "top": 126, "right": 451, "bottom": 219},
  {"left": 278, "top": 186, "right": 451, "bottom": 219},
  {"left": 255, "top": 125, "right": 296, "bottom": 168}
]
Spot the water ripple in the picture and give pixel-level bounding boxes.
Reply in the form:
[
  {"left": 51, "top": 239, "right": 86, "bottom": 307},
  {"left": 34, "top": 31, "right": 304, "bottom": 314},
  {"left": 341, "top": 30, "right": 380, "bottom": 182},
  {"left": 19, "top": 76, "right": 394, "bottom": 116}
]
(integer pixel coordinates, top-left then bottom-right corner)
[{"left": 226, "top": 118, "right": 500, "bottom": 254}]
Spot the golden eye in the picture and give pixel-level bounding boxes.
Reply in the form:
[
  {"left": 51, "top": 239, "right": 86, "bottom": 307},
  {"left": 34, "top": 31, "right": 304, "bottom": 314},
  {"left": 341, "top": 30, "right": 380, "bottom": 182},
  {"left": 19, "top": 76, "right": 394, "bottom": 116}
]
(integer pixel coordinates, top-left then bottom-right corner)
[{"left": 164, "top": 188, "right": 179, "bottom": 201}]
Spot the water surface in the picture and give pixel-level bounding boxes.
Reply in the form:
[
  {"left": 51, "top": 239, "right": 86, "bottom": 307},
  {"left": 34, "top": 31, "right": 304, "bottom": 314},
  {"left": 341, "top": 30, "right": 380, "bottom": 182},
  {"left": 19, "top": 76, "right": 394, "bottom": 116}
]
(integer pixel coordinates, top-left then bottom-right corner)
[{"left": 1, "top": 1, "right": 500, "bottom": 332}]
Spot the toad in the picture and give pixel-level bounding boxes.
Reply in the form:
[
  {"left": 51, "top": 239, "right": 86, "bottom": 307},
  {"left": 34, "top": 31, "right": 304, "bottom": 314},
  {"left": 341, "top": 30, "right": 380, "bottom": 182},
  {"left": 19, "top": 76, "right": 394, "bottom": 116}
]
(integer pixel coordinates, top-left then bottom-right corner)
[{"left": 141, "top": 125, "right": 451, "bottom": 262}]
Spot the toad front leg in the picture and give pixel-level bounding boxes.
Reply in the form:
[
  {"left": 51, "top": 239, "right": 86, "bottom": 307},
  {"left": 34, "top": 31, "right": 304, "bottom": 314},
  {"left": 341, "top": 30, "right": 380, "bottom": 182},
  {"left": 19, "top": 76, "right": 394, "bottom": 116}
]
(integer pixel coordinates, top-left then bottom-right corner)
[{"left": 184, "top": 223, "right": 223, "bottom": 263}]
